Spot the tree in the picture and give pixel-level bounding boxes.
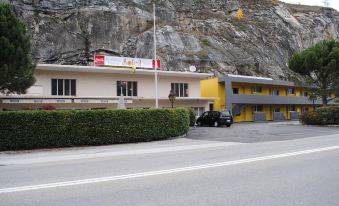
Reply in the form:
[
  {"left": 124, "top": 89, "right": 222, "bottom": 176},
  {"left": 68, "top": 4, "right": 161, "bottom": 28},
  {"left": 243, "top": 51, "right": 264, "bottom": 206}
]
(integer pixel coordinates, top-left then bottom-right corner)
[
  {"left": 235, "top": 8, "right": 244, "bottom": 20},
  {"left": 288, "top": 40, "right": 339, "bottom": 105},
  {"left": 0, "top": 3, "right": 35, "bottom": 95}
]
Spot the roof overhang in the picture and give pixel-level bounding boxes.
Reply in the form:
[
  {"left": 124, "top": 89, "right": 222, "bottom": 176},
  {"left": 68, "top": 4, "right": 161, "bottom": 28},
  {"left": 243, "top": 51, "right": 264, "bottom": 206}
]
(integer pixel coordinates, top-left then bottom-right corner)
[
  {"left": 218, "top": 74, "right": 302, "bottom": 87},
  {"left": 36, "top": 64, "right": 213, "bottom": 79}
]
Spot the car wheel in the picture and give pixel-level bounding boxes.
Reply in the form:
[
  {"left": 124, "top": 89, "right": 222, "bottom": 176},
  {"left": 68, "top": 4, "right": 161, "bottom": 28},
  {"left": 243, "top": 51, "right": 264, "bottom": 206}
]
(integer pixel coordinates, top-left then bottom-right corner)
[
  {"left": 214, "top": 121, "right": 219, "bottom": 127},
  {"left": 197, "top": 121, "right": 202, "bottom": 126},
  {"left": 226, "top": 124, "right": 231, "bottom": 127}
]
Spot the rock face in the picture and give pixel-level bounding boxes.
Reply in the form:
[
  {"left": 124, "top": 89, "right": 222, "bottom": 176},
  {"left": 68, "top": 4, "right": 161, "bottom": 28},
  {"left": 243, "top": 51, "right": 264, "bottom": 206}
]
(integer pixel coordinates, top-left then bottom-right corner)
[{"left": 4, "top": 0, "right": 339, "bottom": 79}]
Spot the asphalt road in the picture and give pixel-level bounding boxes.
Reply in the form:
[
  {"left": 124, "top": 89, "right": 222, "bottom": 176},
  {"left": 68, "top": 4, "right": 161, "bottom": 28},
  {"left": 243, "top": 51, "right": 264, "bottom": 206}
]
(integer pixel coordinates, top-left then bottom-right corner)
[{"left": 0, "top": 122, "right": 338, "bottom": 206}]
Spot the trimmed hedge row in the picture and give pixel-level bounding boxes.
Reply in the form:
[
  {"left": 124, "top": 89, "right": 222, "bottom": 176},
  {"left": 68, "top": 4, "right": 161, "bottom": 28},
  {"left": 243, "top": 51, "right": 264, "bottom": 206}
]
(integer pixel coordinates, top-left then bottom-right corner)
[
  {"left": 187, "top": 108, "right": 196, "bottom": 127},
  {"left": 0, "top": 108, "right": 190, "bottom": 151},
  {"left": 300, "top": 106, "right": 339, "bottom": 125}
]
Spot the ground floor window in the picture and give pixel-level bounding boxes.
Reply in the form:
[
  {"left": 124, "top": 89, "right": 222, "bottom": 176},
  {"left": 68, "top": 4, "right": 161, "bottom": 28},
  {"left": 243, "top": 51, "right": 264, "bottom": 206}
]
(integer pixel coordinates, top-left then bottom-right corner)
[
  {"left": 254, "top": 105, "right": 263, "bottom": 112},
  {"left": 273, "top": 108, "right": 280, "bottom": 113},
  {"left": 288, "top": 106, "right": 296, "bottom": 111},
  {"left": 192, "top": 107, "right": 205, "bottom": 116},
  {"left": 51, "top": 79, "right": 76, "bottom": 96}
]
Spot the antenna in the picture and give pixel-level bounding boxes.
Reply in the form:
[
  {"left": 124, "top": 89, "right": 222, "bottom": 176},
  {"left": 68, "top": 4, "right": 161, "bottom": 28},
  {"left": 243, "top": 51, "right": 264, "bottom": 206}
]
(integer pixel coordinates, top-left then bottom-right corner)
[{"left": 323, "top": 0, "right": 330, "bottom": 7}]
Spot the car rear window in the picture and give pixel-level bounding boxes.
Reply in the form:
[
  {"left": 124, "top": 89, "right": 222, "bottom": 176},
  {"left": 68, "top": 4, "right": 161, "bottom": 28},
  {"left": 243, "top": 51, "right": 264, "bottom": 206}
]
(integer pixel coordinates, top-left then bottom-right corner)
[{"left": 220, "top": 111, "right": 231, "bottom": 117}]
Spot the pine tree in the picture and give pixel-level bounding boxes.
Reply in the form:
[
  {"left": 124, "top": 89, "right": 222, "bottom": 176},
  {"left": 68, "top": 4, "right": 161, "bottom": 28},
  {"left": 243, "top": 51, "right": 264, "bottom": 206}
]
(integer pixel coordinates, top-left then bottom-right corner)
[
  {"left": 0, "top": 3, "right": 35, "bottom": 95},
  {"left": 288, "top": 40, "right": 339, "bottom": 105}
]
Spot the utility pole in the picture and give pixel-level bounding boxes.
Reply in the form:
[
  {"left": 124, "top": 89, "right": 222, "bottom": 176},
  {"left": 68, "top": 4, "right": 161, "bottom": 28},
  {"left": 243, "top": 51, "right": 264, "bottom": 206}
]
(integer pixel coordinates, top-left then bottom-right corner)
[{"left": 153, "top": 3, "right": 159, "bottom": 108}]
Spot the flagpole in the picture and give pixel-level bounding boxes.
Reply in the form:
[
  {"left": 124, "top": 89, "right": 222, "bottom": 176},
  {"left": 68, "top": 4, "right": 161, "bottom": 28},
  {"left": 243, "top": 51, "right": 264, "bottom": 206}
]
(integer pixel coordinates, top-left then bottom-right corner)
[{"left": 153, "top": 3, "right": 159, "bottom": 108}]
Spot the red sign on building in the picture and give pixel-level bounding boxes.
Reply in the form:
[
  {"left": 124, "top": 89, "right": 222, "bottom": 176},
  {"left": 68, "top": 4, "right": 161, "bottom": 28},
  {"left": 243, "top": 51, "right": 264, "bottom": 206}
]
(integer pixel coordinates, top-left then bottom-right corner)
[
  {"left": 94, "top": 55, "right": 105, "bottom": 66},
  {"left": 152, "top": 59, "right": 161, "bottom": 70}
]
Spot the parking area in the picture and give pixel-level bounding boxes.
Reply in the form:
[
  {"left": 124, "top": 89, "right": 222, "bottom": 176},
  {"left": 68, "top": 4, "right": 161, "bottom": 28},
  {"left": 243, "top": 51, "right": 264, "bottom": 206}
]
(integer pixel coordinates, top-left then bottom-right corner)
[{"left": 187, "top": 121, "right": 339, "bottom": 143}]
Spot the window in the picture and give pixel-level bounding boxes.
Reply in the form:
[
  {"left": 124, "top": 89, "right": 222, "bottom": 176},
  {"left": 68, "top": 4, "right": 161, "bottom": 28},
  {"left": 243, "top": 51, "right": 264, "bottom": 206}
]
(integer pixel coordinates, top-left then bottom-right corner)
[
  {"left": 254, "top": 105, "right": 263, "bottom": 112},
  {"left": 51, "top": 79, "right": 76, "bottom": 96},
  {"left": 273, "top": 108, "right": 280, "bottom": 113},
  {"left": 233, "top": 88, "right": 239, "bottom": 94},
  {"left": 287, "top": 88, "right": 295, "bottom": 95},
  {"left": 192, "top": 107, "right": 205, "bottom": 116},
  {"left": 117, "top": 81, "right": 138, "bottom": 96},
  {"left": 272, "top": 89, "right": 280, "bottom": 96},
  {"left": 288, "top": 106, "right": 296, "bottom": 111},
  {"left": 171, "top": 83, "right": 188, "bottom": 97},
  {"left": 304, "top": 91, "right": 308, "bottom": 97},
  {"left": 253, "top": 86, "right": 262, "bottom": 93}
]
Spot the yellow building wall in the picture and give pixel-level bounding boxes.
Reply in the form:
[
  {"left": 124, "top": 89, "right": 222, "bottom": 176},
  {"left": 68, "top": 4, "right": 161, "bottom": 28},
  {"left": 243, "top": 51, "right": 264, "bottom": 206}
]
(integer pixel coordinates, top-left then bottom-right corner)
[
  {"left": 201, "top": 79, "right": 321, "bottom": 123},
  {"left": 218, "top": 83, "right": 226, "bottom": 110},
  {"left": 263, "top": 105, "right": 272, "bottom": 121},
  {"left": 233, "top": 105, "right": 255, "bottom": 122},
  {"left": 200, "top": 77, "right": 225, "bottom": 111}
]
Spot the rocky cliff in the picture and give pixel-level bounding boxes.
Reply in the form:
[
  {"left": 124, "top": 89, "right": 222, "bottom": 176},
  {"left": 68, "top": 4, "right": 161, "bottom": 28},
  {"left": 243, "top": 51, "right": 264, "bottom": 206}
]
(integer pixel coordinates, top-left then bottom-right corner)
[{"left": 4, "top": 0, "right": 339, "bottom": 79}]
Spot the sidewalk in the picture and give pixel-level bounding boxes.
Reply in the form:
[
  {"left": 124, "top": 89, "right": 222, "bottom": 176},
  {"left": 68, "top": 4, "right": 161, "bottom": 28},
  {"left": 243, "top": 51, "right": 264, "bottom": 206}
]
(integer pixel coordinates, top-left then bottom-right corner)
[{"left": 0, "top": 137, "right": 241, "bottom": 165}]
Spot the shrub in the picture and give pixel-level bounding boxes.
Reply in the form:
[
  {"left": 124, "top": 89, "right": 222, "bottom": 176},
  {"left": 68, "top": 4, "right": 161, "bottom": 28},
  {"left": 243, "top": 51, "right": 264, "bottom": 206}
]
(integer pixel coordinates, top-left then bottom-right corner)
[
  {"left": 300, "top": 111, "right": 322, "bottom": 125},
  {"left": 300, "top": 106, "right": 339, "bottom": 125},
  {"left": 0, "top": 108, "right": 190, "bottom": 151},
  {"left": 316, "top": 106, "right": 339, "bottom": 125},
  {"left": 186, "top": 108, "right": 196, "bottom": 127}
]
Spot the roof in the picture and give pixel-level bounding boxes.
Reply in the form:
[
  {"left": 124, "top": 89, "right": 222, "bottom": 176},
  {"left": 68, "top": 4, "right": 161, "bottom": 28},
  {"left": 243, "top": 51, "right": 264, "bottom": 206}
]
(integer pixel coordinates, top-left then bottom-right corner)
[
  {"left": 222, "top": 74, "right": 297, "bottom": 87},
  {"left": 36, "top": 64, "right": 213, "bottom": 79},
  {"left": 227, "top": 74, "right": 273, "bottom": 81}
]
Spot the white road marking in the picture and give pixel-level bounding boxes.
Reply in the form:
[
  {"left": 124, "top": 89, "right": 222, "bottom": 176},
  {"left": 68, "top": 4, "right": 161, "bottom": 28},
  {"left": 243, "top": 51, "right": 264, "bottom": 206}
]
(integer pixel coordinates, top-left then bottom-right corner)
[{"left": 1, "top": 145, "right": 339, "bottom": 194}]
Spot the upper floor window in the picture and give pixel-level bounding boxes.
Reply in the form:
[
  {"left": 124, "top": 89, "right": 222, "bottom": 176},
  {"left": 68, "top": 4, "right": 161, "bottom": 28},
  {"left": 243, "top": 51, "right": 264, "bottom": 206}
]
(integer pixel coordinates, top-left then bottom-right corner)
[
  {"left": 171, "top": 83, "right": 188, "bottom": 97},
  {"left": 304, "top": 91, "right": 308, "bottom": 97},
  {"left": 51, "top": 79, "right": 76, "bottom": 96},
  {"left": 287, "top": 88, "right": 295, "bottom": 95},
  {"left": 253, "top": 86, "right": 262, "bottom": 93},
  {"left": 272, "top": 89, "right": 280, "bottom": 96},
  {"left": 117, "top": 81, "right": 138, "bottom": 96},
  {"left": 233, "top": 88, "right": 239, "bottom": 94}
]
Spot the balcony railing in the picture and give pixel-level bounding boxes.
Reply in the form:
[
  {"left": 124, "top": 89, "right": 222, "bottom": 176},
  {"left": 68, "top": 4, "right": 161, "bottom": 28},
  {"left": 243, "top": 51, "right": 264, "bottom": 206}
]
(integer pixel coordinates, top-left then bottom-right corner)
[{"left": 231, "top": 94, "right": 323, "bottom": 105}]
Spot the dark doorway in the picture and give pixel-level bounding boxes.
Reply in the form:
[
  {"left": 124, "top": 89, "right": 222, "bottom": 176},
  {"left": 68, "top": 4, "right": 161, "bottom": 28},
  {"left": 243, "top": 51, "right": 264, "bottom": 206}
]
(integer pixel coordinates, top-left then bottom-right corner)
[{"left": 209, "top": 103, "right": 214, "bottom": 111}]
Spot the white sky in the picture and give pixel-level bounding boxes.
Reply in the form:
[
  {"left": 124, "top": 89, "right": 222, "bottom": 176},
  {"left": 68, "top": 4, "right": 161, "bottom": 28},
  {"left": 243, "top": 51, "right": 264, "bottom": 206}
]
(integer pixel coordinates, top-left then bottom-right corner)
[{"left": 280, "top": 0, "right": 339, "bottom": 11}]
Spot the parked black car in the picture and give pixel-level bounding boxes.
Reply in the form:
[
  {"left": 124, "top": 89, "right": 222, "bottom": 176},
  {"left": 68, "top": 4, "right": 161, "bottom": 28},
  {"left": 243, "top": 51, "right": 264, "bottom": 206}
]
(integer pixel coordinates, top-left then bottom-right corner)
[{"left": 196, "top": 110, "right": 233, "bottom": 127}]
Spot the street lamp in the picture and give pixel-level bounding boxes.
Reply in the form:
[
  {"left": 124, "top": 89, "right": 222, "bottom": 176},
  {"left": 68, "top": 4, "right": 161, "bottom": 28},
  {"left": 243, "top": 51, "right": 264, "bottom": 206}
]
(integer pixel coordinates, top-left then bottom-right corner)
[
  {"left": 118, "top": 81, "right": 127, "bottom": 109},
  {"left": 168, "top": 90, "right": 176, "bottom": 108}
]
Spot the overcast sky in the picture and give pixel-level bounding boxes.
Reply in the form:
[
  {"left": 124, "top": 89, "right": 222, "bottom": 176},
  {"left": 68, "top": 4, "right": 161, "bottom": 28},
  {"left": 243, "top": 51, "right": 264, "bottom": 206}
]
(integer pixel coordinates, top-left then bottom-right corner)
[{"left": 280, "top": 0, "right": 339, "bottom": 11}]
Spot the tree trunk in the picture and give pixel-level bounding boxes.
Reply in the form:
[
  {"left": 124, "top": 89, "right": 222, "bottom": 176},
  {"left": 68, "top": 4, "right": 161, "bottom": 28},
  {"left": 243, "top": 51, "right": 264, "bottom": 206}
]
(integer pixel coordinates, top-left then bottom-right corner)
[{"left": 322, "top": 96, "right": 328, "bottom": 105}]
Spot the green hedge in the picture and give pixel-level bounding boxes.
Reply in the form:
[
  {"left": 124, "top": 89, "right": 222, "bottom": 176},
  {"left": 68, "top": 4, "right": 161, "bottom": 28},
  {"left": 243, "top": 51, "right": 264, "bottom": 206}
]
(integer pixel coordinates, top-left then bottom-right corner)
[
  {"left": 186, "top": 108, "right": 196, "bottom": 127},
  {"left": 0, "top": 108, "right": 189, "bottom": 151},
  {"left": 300, "top": 106, "right": 339, "bottom": 125}
]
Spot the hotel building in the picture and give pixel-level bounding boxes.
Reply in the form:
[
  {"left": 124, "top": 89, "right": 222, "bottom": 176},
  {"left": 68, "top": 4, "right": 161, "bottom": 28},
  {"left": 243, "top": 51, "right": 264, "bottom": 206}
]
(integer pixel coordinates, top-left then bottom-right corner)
[
  {"left": 0, "top": 64, "right": 214, "bottom": 115},
  {"left": 201, "top": 75, "right": 337, "bottom": 122}
]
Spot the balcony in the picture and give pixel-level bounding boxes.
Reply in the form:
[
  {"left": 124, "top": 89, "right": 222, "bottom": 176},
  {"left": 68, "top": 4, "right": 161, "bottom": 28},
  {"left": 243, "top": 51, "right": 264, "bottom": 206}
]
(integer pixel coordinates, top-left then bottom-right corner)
[{"left": 231, "top": 94, "right": 323, "bottom": 105}]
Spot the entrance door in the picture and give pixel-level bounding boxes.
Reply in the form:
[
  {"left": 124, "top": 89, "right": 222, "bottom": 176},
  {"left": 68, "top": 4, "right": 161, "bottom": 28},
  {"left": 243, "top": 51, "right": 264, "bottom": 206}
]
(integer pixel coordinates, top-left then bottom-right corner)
[{"left": 209, "top": 103, "right": 214, "bottom": 111}]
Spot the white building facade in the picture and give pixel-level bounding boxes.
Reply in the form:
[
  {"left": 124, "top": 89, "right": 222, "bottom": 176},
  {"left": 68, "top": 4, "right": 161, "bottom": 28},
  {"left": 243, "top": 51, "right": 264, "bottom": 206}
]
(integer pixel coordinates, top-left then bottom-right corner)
[{"left": 0, "top": 64, "right": 214, "bottom": 115}]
